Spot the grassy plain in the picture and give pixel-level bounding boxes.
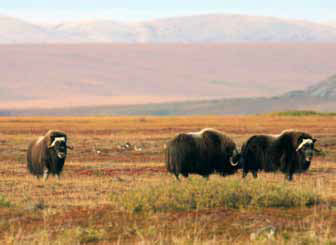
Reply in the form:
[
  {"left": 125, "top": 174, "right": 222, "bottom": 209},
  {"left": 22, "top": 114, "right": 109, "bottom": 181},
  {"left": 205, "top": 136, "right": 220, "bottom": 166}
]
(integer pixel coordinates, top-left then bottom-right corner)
[{"left": 0, "top": 115, "right": 336, "bottom": 244}]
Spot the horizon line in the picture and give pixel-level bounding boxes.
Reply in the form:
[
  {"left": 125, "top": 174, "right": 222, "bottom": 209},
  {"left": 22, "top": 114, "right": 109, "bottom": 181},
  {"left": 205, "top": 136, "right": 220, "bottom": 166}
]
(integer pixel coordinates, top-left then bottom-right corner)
[{"left": 0, "top": 10, "right": 334, "bottom": 25}]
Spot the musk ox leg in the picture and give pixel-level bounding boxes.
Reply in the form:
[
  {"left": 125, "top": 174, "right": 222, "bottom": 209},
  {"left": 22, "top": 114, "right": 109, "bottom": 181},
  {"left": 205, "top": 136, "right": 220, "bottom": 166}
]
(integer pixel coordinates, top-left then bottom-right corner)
[
  {"left": 286, "top": 173, "right": 293, "bottom": 181},
  {"left": 252, "top": 170, "right": 258, "bottom": 178},
  {"left": 43, "top": 169, "right": 49, "bottom": 181},
  {"left": 240, "top": 156, "right": 248, "bottom": 179},
  {"left": 181, "top": 172, "right": 189, "bottom": 178},
  {"left": 286, "top": 164, "right": 295, "bottom": 181}
]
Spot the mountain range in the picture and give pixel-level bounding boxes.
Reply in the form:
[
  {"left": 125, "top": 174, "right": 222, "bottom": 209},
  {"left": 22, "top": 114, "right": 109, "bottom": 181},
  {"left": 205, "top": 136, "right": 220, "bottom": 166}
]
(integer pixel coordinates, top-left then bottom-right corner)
[
  {"left": 1, "top": 13, "right": 336, "bottom": 115},
  {"left": 1, "top": 14, "right": 336, "bottom": 43}
]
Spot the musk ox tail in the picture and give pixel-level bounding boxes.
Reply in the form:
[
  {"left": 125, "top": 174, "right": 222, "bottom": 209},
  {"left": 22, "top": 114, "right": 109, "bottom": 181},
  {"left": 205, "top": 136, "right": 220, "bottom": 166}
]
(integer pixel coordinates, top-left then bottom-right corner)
[
  {"left": 27, "top": 141, "right": 35, "bottom": 175},
  {"left": 165, "top": 133, "right": 197, "bottom": 179}
]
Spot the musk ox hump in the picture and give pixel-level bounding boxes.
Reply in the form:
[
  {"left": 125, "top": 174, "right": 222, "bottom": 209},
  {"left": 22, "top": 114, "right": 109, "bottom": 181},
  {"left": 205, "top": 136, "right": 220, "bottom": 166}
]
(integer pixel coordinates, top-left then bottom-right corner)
[
  {"left": 35, "top": 136, "right": 45, "bottom": 146},
  {"left": 188, "top": 128, "right": 224, "bottom": 145},
  {"left": 279, "top": 129, "right": 312, "bottom": 145},
  {"left": 45, "top": 130, "right": 67, "bottom": 139},
  {"left": 187, "top": 128, "right": 218, "bottom": 136}
]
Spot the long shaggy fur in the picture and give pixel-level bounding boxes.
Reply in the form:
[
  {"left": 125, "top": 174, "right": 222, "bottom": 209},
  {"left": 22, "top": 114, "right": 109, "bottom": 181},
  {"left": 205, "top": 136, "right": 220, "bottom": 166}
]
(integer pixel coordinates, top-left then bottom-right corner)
[
  {"left": 165, "top": 128, "right": 240, "bottom": 179},
  {"left": 240, "top": 130, "right": 316, "bottom": 180},
  {"left": 27, "top": 130, "right": 68, "bottom": 178}
]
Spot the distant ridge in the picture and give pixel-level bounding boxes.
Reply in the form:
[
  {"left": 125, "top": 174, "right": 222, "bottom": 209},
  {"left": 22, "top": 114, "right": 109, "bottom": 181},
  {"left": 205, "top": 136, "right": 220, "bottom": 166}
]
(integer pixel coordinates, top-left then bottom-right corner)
[
  {"left": 6, "top": 74, "right": 336, "bottom": 116},
  {"left": 305, "top": 75, "right": 336, "bottom": 98},
  {"left": 2, "top": 14, "right": 336, "bottom": 43},
  {"left": 0, "top": 15, "right": 76, "bottom": 43},
  {"left": 285, "top": 74, "right": 336, "bottom": 98}
]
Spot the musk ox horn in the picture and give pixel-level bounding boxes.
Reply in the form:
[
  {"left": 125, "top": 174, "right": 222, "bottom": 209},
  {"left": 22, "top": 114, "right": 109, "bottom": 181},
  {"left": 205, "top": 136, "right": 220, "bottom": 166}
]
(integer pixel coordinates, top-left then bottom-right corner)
[
  {"left": 229, "top": 149, "right": 239, "bottom": 166},
  {"left": 296, "top": 138, "right": 313, "bottom": 152},
  {"left": 49, "top": 137, "right": 66, "bottom": 148},
  {"left": 230, "top": 159, "right": 239, "bottom": 167}
]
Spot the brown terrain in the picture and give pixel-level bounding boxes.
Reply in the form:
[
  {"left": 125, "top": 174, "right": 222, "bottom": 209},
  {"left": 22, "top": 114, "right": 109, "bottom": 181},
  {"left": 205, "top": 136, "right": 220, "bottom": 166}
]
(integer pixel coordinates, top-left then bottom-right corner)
[
  {"left": 1, "top": 43, "right": 336, "bottom": 114},
  {"left": 0, "top": 115, "right": 336, "bottom": 243}
]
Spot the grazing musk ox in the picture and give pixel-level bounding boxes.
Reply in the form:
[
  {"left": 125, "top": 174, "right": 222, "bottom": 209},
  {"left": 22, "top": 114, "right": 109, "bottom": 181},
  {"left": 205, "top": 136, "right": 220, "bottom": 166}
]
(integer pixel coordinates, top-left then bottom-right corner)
[
  {"left": 240, "top": 130, "right": 317, "bottom": 181},
  {"left": 165, "top": 128, "right": 240, "bottom": 179},
  {"left": 27, "top": 130, "right": 73, "bottom": 180}
]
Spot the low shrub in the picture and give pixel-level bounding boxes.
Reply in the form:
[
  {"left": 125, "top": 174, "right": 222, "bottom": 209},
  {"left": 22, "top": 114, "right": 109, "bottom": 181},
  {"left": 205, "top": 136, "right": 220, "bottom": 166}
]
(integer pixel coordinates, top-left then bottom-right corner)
[
  {"left": 0, "top": 195, "right": 11, "bottom": 208},
  {"left": 110, "top": 176, "right": 320, "bottom": 213},
  {"left": 270, "top": 110, "right": 336, "bottom": 117}
]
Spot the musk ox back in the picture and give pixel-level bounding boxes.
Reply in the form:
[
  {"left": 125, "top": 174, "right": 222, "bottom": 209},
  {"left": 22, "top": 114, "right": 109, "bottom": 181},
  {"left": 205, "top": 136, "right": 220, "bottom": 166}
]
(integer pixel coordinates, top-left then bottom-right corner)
[
  {"left": 165, "top": 128, "right": 240, "bottom": 179},
  {"left": 240, "top": 130, "right": 317, "bottom": 181},
  {"left": 27, "top": 130, "right": 72, "bottom": 180}
]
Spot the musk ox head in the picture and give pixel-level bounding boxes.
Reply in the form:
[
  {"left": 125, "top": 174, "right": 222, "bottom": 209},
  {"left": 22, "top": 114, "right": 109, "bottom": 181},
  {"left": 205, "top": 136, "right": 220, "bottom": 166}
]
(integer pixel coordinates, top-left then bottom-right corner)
[
  {"left": 49, "top": 136, "right": 67, "bottom": 159},
  {"left": 46, "top": 130, "right": 72, "bottom": 159},
  {"left": 296, "top": 137, "right": 317, "bottom": 170}
]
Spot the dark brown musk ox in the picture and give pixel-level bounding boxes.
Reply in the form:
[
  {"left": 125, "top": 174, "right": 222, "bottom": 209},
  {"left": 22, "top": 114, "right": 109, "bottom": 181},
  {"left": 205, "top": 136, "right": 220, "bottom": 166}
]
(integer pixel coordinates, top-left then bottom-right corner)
[
  {"left": 239, "top": 130, "right": 317, "bottom": 181},
  {"left": 27, "top": 130, "right": 73, "bottom": 180},
  {"left": 165, "top": 128, "right": 241, "bottom": 180}
]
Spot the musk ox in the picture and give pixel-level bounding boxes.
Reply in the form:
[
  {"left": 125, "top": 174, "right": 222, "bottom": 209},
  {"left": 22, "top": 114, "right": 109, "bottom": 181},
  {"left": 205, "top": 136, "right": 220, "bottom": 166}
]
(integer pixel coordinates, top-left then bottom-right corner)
[
  {"left": 165, "top": 128, "right": 240, "bottom": 179},
  {"left": 27, "top": 130, "right": 73, "bottom": 180},
  {"left": 240, "top": 130, "right": 317, "bottom": 181}
]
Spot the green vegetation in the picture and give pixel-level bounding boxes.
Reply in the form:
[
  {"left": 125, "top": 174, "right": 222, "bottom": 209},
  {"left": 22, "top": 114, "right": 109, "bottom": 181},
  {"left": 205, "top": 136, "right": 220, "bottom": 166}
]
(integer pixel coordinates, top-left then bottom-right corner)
[
  {"left": 0, "top": 195, "right": 11, "bottom": 208},
  {"left": 270, "top": 110, "right": 336, "bottom": 117},
  {"left": 111, "top": 176, "right": 320, "bottom": 213},
  {"left": 74, "top": 227, "right": 105, "bottom": 244}
]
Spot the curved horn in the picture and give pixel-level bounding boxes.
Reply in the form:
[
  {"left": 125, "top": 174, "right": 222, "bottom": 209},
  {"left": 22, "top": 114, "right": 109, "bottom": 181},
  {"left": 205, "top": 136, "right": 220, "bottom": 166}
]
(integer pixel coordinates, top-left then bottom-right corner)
[
  {"left": 230, "top": 159, "right": 239, "bottom": 167},
  {"left": 296, "top": 138, "right": 313, "bottom": 152},
  {"left": 49, "top": 137, "right": 66, "bottom": 148},
  {"left": 229, "top": 149, "right": 239, "bottom": 166}
]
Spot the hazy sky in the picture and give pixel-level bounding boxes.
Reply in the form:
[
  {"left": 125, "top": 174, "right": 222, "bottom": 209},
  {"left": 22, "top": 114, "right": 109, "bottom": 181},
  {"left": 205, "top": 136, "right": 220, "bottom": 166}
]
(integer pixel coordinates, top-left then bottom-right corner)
[{"left": 0, "top": 0, "right": 335, "bottom": 23}]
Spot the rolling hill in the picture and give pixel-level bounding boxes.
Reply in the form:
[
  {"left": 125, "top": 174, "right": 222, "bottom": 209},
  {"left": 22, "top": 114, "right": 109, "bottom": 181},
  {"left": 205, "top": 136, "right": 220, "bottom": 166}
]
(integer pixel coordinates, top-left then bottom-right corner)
[
  {"left": 305, "top": 75, "right": 336, "bottom": 98},
  {"left": 285, "top": 74, "right": 336, "bottom": 99},
  {"left": 52, "top": 20, "right": 139, "bottom": 43},
  {"left": 0, "top": 15, "right": 77, "bottom": 43},
  {"left": 137, "top": 14, "right": 336, "bottom": 43},
  {"left": 2, "top": 43, "right": 336, "bottom": 111},
  {"left": 2, "top": 14, "right": 336, "bottom": 43},
  {"left": 4, "top": 73, "right": 336, "bottom": 116}
]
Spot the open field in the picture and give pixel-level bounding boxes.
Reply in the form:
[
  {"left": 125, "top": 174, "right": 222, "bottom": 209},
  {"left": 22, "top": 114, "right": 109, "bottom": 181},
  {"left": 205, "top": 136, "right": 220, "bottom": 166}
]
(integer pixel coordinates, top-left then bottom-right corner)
[{"left": 0, "top": 115, "right": 336, "bottom": 244}]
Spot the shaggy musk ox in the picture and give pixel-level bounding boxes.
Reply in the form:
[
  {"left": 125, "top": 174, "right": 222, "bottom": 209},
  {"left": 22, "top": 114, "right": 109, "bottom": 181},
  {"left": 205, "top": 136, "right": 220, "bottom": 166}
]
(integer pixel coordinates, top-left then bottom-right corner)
[
  {"left": 165, "top": 128, "right": 240, "bottom": 179},
  {"left": 27, "top": 130, "right": 73, "bottom": 180},
  {"left": 240, "top": 130, "right": 317, "bottom": 181}
]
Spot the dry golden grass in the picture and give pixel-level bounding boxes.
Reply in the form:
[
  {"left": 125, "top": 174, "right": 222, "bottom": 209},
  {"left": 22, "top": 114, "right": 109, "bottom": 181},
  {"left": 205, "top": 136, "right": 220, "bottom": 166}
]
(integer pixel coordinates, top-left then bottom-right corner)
[{"left": 0, "top": 115, "right": 336, "bottom": 244}]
